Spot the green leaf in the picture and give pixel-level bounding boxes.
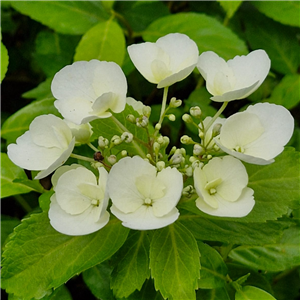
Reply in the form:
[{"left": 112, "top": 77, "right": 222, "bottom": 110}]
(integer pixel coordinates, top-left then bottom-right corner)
[
  {"left": 22, "top": 78, "right": 53, "bottom": 101},
  {"left": 1, "top": 40, "right": 9, "bottom": 82},
  {"left": 39, "top": 190, "right": 54, "bottom": 212},
  {"left": 143, "top": 12, "right": 247, "bottom": 60},
  {"left": 1, "top": 98, "right": 60, "bottom": 144},
  {"left": 74, "top": 19, "right": 125, "bottom": 66},
  {"left": 179, "top": 213, "right": 289, "bottom": 245},
  {"left": 1, "top": 215, "right": 20, "bottom": 252},
  {"left": 265, "top": 74, "right": 300, "bottom": 109},
  {"left": 251, "top": 1, "right": 300, "bottom": 28},
  {"left": 197, "top": 241, "right": 228, "bottom": 289},
  {"left": 10, "top": 1, "right": 110, "bottom": 35},
  {"left": 90, "top": 104, "right": 149, "bottom": 158},
  {"left": 229, "top": 226, "right": 300, "bottom": 272},
  {"left": 1, "top": 153, "right": 44, "bottom": 198},
  {"left": 244, "top": 12, "right": 300, "bottom": 74},
  {"left": 235, "top": 286, "right": 276, "bottom": 300},
  {"left": 149, "top": 222, "right": 200, "bottom": 300},
  {"left": 196, "top": 287, "right": 231, "bottom": 300},
  {"left": 82, "top": 262, "right": 115, "bottom": 300},
  {"left": 111, "top": 231, "right": 151, "bottom": 298},
  {"left": 114, "top": 1, "right": 170, "bottom": 32},
  {"left": 1, "top": 212, "right": 130, "bottom": 299},
  {"left": 218, "top": 1, "right": 242, "bottom": 19},
  {"left": 33, "top": 31, "right": 80, "bottom": 77}
]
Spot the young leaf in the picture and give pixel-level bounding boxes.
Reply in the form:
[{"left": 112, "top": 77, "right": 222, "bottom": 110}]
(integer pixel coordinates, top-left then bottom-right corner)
[
  {"left": 143, "top": 12, "right": 247, "bottom": 60},
  {"left": 22, "top": 78, "right": 53, "bottom": 100},
  {"left": 82, "top": 262, "right": 115, "bottom": 300},
  {"left": 229, "top": 226, "right": 300, "bottom": 272},
  {"left": 150, "top": 222, "right": 200, "bottom": 300},
  {"left": 266, "top": 74, "right": 300, "bottom": 109},
  {"left": 196, "top": 287, "right": 231, "bottom": 300},
  {"left": 74, "top": 19, "right": 125, "bottom": 66},
  {"left": 111, "top": 231, "right": 151, "bottom": 298},
  {"left": 251, "top": 1, "right": 300, "bottom": 28},
  {"left": 1, "top": 41, "right": 9, "bottom": 83},
  {"left": 1, "top": 153, "right": 44, "bottom": 198},
  {"left": 235, "top": 286, "right": 276, "bottom": 300},
  {"left": 197, "top": 241, "right": 228, "bottom": 289},
  {"left": 1, "top": 215, "right": 20, "bottom": 252},
  {"left": 10, "top": 1, "right": 110, "bottom": 35},
  {"left": 1, "top": 98, "right": 60, "bottom": 144},
  {"left": 1, "top": 212, "right": 129, "bottom": 299}
]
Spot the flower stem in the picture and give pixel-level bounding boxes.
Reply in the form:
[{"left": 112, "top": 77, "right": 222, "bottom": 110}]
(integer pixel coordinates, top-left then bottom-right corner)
[
  {"left": 158, "top": 86, "right": 169, "bottom": 125},
  {"left": 88, "top": 142, "right": 99, "bottom": 153},
  {"left": 70, "top": 153, "right": 94, "bottom": 163}
]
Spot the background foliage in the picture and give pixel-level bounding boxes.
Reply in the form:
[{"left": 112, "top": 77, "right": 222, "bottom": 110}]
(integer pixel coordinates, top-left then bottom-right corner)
[{"left": 1, "top": 1, "right": 300, "bottom": 300}]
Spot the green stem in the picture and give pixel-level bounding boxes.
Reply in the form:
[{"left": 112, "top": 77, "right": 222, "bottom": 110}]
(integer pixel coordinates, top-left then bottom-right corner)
[
  {"left": 14, "top": 194, "right": 32, "bottom": 213},
  {"left": 112, "top": 10, "right": 133, "bottom": 41},
  {"left": 88, "top": 142, "right": 99, "bottom": 152},
  {"left": 158, "top": 86, "right": 169, "bottom": 125},
  {"left": 70, "top": 153, "right": 94, "bottom": 163}
]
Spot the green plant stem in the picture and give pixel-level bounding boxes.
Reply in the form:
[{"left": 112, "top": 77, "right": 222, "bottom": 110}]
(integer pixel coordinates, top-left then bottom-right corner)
[
  {"left": 70, "top": 153, "right": 94, "bottom": 163},
  {"left": 158, "top": 87, "right": 169, "bottom": 125},
  {"left": 88, "top": 142, "right": 99, "bottom": 153},
  {"left": 14, "top": 194, "right": 32, "bottom": 213},
  {"left": 112, "top": 10, "right": 133, "bottom": 41}
]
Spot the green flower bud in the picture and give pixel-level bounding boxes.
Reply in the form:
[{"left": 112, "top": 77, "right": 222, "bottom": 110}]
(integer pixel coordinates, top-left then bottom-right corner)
[
  {"left": 190, "top": 106, "right": 202, "bottom": 118},
  {"left": 182, "top": 114, "right": 193, "bottom": 123}
]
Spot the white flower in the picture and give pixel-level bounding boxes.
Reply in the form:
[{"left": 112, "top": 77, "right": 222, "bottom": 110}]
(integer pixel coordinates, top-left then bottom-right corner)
[
  {"left": 126, "top": 97, "right": 145, "bottom": 115},
  {"left": 128, "top": 33, "right": 199, "bottom": 88},
  {"left": 7, "top": 114, "right": 75, "bottom": 180},
  {"left": 214, "top": 103, "right": 294, "bottom": 165},
  {"left": 108, "top": 156, "right": 183, "bottom": 230},
  {"left": 197, "top": 50, "right": 271, "bottom": 102},
  {"left": 51, "top": 60, "right": 127, "bottom": 125},
  {"left": 64, "top": 119, "right": 93, "bottom": 145},
  {"left": 194, "top": 156, "right": 255, "bottom": 217},
  {"left": 49, "top": 165, "right": 110, "bottom": 236}
]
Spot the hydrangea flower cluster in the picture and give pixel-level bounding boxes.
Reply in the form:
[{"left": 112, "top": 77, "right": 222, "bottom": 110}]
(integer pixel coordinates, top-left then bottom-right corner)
[{"left": 7, "top": 33, "right": 294, "bottom": 235}]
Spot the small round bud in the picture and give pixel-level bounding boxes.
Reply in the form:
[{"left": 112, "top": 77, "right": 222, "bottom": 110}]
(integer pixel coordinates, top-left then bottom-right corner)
[
  {"left": 193, "top": 144, "right": 204, "bottom": 156},
  {"left": 170, "top": 153, "right": 183, "bottom": 165},
  {"left": 189, "top": 156, "right": 197, "bottom": 163},
  {"left": 212, "top": 123, "right": 222, "bottom": 137},
  {"left": 146, "top": 154, "right": 152, "bottom": 160},
  {"left": 142, "top": 106, "right": 151, "bottom": 118},
  {"left": 91, "top": 161, "right": 103, "bottom": 169},
  {"left": 111, "top": 135, "right": 122, "bottom": 145},
  {"left": 136, "top": 116, "right": 148, "bottom": 128},
  {"left": 155, "top": 123, "right": 161, "bottom": 130},
  {"left": 207, "top": 154, "right": 212, "bottom": 160},
  {"left": 190, "top": 106, "right": 202, "bottom": 118},
  {"left": 107, "top": 155, "right": 117, "bottom": 165},
  {"left": 157, "top": 136, "right": 164, "bottom": 144},
  {"left": 98, "top": 136, "right": 109, "bottom": 149},
  {"left": 156, "top": 161, "right": 165, "bottom": 171},
  {"left": 180, "top": 135, "right": 193, "bottom": 145},
  {"left": 169, "top": 146, "right": 177, "bottom": 155},
  {"left": 182, "top": 114, "right": 193, "bottom": 123},
  {"left": 183, "top": 185, "right": 194, "bottom": 196},
  {"left": 192, "top": 160, "right": 203, "bottom": 169},
  {"left": 121, "top": 150, "right": 127, "bottom": 157},
  {"left": 162, "top": 136, "right": 170, "bottom": 147},
  {"left": 121, "top": 132, "right": 133, "bottom": 143},
  {"left": 168, "top": 114, "right": 176, "bottom": 121},
  {"left": 170, "top": 97, "right": 182, "bottom": 108},
  {"left": 185, "top": 166, "right": 193, "bottom": 177},
  {"left": 214, "top": 144, "right": 220, "bottom": 152},
  {"left": 126, "top": 114, "right": 136, "bottom": 123},
  {"left": 199, "top": 131, "right": 204, "bottom": 138},
  {"left": 153, "top": 142, "right": 160, "bottom": 153}
]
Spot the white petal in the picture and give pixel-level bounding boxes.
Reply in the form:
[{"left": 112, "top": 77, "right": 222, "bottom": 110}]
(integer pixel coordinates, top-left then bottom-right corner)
[
  {"left": 111, "top": 204, "right": 179, "bottom": 230},
  {"left": 196, "top": 187, "right": 255, "bottom": 217},
  {"left": 126, "top": 97, "right": 145, "bottom": 115},
  {"left": 51, "top": 164, "right": 82, "bottom": 188},
  {"left": 49, "top": 194, "right": 109, "bottom": 236}
]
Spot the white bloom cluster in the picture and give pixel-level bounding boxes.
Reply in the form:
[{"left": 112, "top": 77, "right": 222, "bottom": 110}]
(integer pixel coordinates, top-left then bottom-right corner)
[{"left": 7, "top": 33, "right": 294, "bottom": 235}]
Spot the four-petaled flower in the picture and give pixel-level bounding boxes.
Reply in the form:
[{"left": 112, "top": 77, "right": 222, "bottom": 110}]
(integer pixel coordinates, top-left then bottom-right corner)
[
  {"left": 128, "top": 33, "right": 199, "bottom": 88},
  {"left": 197, "top": 50, "right": 271, "bottom": 102},
  {"left": 7, "top": 114, "right": 75, "bottom": 179},
  {"left": 49, "top": 165, "right": 110, "bottom": 236},
  {"left": 51, "top": 60, "right": 127, "bottom": 125},
  {"left": 108, "top": 156, "right": 183, "bottom": 230},
  {"left": 194, "top": 156, "right": 255, "bottom": 217}
]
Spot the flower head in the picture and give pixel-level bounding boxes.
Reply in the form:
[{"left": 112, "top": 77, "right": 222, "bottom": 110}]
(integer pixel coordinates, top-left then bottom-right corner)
[
  {"left": 214, "top": 103, "right": 294, "bottom": 165},
  {"left": 51, "top": 60, "right": 127, "bottom": 125},
  {"left": 49, "top": 165, "right": 110, "bottom": 235},
  {"left": 197, "top": 50, "right": 271, "bottom": 102},
  {"left": 7, "top": 114, "right": 75, "bottom": 179},
  {"left": 108, "top": 156, "right": 183, "bottom": 230},
  {"left": 128, "top": 33, "right": 199, "bottom": 88},
  {"left": 64, "top": 119, "right": 93, "bottom": 145},
  {"left": 194, "top": 156, "right": 255, "bottom": 217}
]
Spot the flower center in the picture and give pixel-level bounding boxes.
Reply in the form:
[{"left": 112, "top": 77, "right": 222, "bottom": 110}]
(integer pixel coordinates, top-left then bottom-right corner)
[
  {"left": 234, "top": 145, "right": 245, "bottom": 153},
  {"left": 205, "top": 177, "right": 222, "bottom": 196},
  {"left": 91, "top": 199, "right": 100, "bottom": 206}
]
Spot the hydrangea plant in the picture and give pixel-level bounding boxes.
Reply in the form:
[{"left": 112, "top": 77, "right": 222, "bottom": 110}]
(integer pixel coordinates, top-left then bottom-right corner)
[{"left": 1, "top": 2, "right": 299, "bottom": 300}]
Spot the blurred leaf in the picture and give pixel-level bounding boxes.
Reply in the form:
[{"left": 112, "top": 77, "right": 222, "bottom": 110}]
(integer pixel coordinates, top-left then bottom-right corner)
[
  {"left": 229, "top": 226, "right": 300, "bottom": 272},
  {"left": 245, "top": 12, "right": 300, "bottom": 74},
  {"left": 33, "top": 31, "right": 80, "bottom": 77},
  {"left": 235, "top": 285, "right": 276, "bottom": 300},
  {"left": 10, "top": 1, "right": 110, "bottom": 35},
  {"left": 83, "top": 262, "right": 115, "bottom": 300},
  {"left": 22, "top": 78, "right": 53, "bottom": 100},
  {"left": 1, "top": 212, "right": 130, "bottom": 299},
  {"left": 74, "top": 19, "right": 125, "bottom": 66},
  {"left": 265, "top": 74, "right": 300, "bottom": 109},
  {"left": 143, "top": 12, "right": 248, "bottom": 60},
  {"left": 111, "top": 231, "right": 150, "bottom": 298},
  {"left": 39, "top": 191, "right": 54, "bottom": 212},
  {"left": 251, "top": 1, "right": 300, "bottom": 28},
  {"left": 218, "top": 1, "right": 242, "bottom": 19},
  {"left": 1, "top": 153, "right": 44, "bottom": 198},
  {"left": 115, "top": 1, "right": 169, "bottom": 32},
  {"left": 1, "top": 41, "right": 9, "bottom": 82},
  {"left": 196, "top": 287, "right": 231, "bottom": 300},
  {"left": 150, "top": 222, "right": 200, "bottom": 300},
  {"left": 197, "top": 241, "right": 228, "bottom": 289},
  {"left": 1, "top": 215, "right": 20, "bottom": 252},
  {"left": 1, "top": 98, "right": 60, "bottom": 144}
]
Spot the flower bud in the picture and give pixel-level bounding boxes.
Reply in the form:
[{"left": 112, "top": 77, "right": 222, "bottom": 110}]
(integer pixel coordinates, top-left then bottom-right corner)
[
  {"left": 111, "top": 135, "right": 122, "bottom": 145},
  {"left": 121, "top": 150, "right": 127, "bottom": 157},
  {"left": 193, "top": 144, "right": 204, "bottom": 156},
  {"left": 168, "top": 114, "right": 176, "bottom": 121},
  {"left": 180, "top": 135, "right": 193, "bottom": 145},
  {"left": 182, "top": 114, "right": 193, "bottom": 123},
  {"left": 162, "top": 136, "right": 170, "bottom": 147},
  {"left": 185, "top": 166, "right": 193, "bottom": 177},
  {"left": 192, "top": 160, "right": 203, "bottom": 169},
  {"left": 126, "top": 114, "right": 136, "bottom": 123},
  {"left": 98, "top": 136, "right": 109, "bottom": 149},
  {"left": 183, "top": 185, "right": 194, "bottom": 196},
  {"left": 142, "top": 106, "right": 151, "bottom": 118},
  {"left": 157, "top": 136, "right": 164, "bottom": 144},
  {"left": 121, "top": 132, "right": 133, "bottom": 143},
  {"left": 107, "top": 155, "right": 117, "bottom": 165},
  {"left": 153, "top": 142, "right": 160, "bottom": 153},
  {"left": 190, "top": 106, "right": 202, "bottom": 118},
  {"left": 156, "top": 161, "right": 165, "bottom": 171},
  {"left": 170, "top": 153, "right": 183, "bottom": 165},
  {"left": 189, "top": 156, "right": 198, "bottom": 163},
  {"left": 170, "top": 97, "right": 182, "bottom": 108},
  {"left": 155, "top": 123, "right": 161, "bottom": 130},
  {"left": 212, "top": 123, "right": 222, "bottom": 137},
  {"left": 136, "top": 116, "right": 148, "bottom": 128}
]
